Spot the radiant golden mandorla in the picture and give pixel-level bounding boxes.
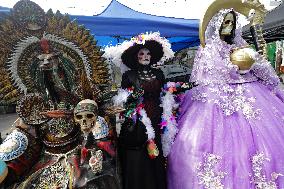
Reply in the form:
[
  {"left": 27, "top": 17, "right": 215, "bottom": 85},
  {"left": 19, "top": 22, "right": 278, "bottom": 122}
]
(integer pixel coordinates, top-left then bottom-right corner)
[{"left": 0, "top": 0, "right": 111, "bottom": 105}]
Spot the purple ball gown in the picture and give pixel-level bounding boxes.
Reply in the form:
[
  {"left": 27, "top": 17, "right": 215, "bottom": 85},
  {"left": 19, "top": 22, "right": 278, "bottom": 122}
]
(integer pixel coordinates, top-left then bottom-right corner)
[{"left": 168, "top": 9, "right": 284, "bottom": 189}]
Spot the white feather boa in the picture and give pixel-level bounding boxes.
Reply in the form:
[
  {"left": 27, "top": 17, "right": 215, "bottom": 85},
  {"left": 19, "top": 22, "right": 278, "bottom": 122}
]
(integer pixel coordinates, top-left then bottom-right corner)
[
  {"left": 113, "top": 88, "right": 131, "bottom": 106},
  {"left": 112, "top": 88, "right": 155, "bottom": 140},
  {"left": 139, "top": 108, "right": 155, "bottom": 140},
  {"left": 161, "top": 91, "right": 179, "bottom": 157}
]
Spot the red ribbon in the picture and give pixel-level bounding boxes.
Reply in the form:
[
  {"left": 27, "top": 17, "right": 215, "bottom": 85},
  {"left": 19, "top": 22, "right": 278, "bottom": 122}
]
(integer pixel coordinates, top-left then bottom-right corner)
[
  {"left": 97, "top": 141, "right": 116, "bottom": 157},
  {"left": 80, "top": 147, "right": 89, "bottom": 164}
]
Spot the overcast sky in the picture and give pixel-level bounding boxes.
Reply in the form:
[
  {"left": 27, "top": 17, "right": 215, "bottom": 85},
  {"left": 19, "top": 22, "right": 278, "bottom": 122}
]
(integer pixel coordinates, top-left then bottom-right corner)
[{"left": 0, "top": 0, "right": 280, "bottom": 19}]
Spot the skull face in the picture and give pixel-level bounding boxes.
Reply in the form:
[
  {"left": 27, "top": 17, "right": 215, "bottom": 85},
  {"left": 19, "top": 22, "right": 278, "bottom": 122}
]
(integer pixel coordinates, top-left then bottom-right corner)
[
  {"left": 247, "top": 9, "right": 256, "bottom": 22},
  {"left": 220, "top": 13, "right": 235, "bottom": 36},
  {"left": 74, "top": 99, "right": 98, "bottom": 136},
  {"left": 137, "top": 48, "right": 151, "bottom": 65},
  {"left": 37, "top": 53, "right": 59, "bottom": 71},
  {"left": 74, "top": 111, "right": 97, "bottom": 135}
]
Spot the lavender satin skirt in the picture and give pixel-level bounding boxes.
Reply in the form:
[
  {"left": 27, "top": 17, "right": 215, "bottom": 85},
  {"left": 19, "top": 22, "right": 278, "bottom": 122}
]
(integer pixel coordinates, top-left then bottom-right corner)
[{"left": 168, "top": 82, "right": 284, "bottom": 189}]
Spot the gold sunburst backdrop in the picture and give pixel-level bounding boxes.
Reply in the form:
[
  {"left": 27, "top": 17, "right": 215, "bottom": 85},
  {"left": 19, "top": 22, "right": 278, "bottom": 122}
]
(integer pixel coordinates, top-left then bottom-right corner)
[{"left": 0, "top": 0, "right": 110, "bottom": 104}]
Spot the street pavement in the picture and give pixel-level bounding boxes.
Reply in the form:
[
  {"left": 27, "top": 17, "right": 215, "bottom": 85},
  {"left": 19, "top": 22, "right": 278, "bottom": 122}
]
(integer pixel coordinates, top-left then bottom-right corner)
[{"left": 0, "top": 113, "right": 18, "bottom": 136}]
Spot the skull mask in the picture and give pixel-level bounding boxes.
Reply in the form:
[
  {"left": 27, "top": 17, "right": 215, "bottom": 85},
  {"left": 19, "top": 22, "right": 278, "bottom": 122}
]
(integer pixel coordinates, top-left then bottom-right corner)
[
  {"left": 74, "top": 99, "right": 98, "bottom": 136},
  {"left": 137, "top": 48, "right": 151, "bottom": 65},
  {"left": 220, "top": 12, "right": 235, "bottom": 36}
]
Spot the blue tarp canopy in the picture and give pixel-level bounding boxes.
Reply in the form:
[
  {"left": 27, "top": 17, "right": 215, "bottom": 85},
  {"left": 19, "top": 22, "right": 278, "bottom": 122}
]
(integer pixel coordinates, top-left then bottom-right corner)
[
  {"left": 71, "top": 0, "right": 199, "bottom": 37},
  {"left": 0, "top": 0, "right": 200, "bottom": 51}
]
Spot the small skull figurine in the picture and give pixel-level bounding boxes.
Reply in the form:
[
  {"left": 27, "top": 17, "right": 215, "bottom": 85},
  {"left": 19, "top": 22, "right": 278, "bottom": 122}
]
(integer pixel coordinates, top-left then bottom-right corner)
[{"left": 74, "top": 99, "right": 98, "bottom": 137}]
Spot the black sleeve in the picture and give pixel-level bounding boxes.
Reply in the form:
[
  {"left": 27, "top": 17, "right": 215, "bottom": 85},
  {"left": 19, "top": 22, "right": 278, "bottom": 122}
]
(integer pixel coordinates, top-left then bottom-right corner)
[
  {"left": 160, "top": 70, "right": 166, "bottom": 84},
  {"left": 121, "top": 71, "right": 137, "bottom": 103},
  {"left": 121, "top": 70, "right": 143, "bottom": 100},
  {"left": 121, "top": 71, "right": 133, "bottom": 89},
  {"left": 154, "top": 68, "right": 166, "bottom": 85}
]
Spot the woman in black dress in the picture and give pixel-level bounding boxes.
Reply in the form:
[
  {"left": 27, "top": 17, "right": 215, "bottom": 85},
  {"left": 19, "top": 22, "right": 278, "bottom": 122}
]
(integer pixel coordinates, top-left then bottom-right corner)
[{"left": 118, "top": 36, "right": 169, "bottom": 189}]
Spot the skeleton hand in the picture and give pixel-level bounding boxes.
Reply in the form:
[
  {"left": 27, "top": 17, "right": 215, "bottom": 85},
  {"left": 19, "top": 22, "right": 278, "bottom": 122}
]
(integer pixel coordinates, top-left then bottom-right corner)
[
  {"left": 89, "top": 150, "right": 103, "bottom": 174},
  {"left": 131, "top": 88, "right": 144, "bottom": 99}
]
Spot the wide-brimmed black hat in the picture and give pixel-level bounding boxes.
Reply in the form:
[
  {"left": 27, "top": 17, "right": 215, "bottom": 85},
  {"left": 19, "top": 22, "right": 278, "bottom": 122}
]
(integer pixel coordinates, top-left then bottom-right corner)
[{"left": 121, "top": 40, "right": 164, "bottom": 70}]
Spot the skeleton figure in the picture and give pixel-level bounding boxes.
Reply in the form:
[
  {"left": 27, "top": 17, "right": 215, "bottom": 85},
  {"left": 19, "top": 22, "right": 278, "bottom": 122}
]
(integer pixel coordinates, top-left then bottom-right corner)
[
  {"left": 247, "top": 9, "right": 256, "bottom": 21},
  {"left": 219, "top": 11, "right": 237, "bottom": 45},
  {"left": 74, "top": 99, "right": 98, "bottom": 137},
  {"left": 137, "top": 48, "right": 157, "bottom": 81},
  {"left": 74, "top": 99, "right": 115, "bottom": 179},
  {"left": 220, "top": 12, "right": 235, "bottom": 35}
]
